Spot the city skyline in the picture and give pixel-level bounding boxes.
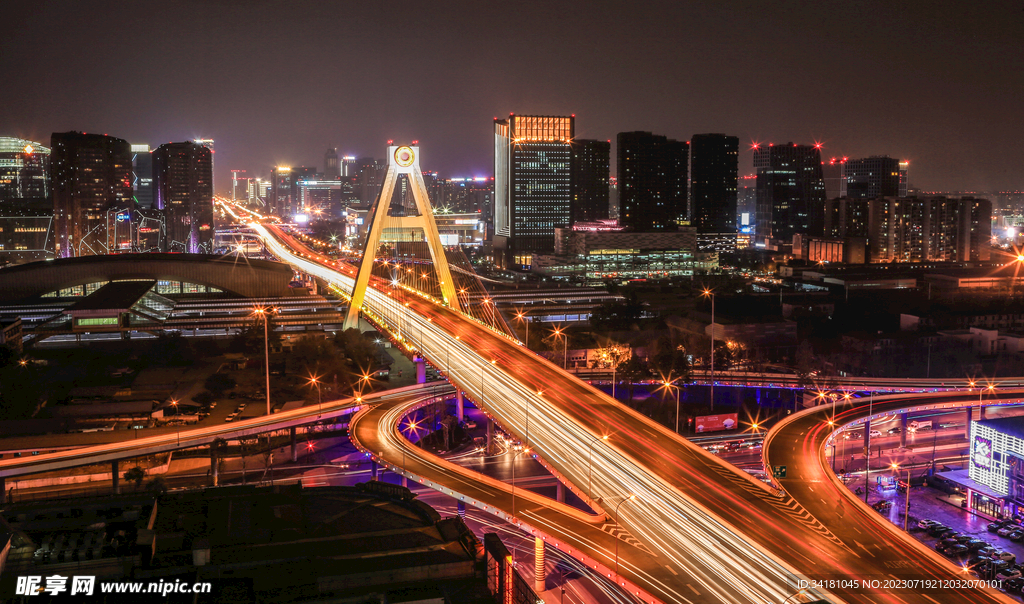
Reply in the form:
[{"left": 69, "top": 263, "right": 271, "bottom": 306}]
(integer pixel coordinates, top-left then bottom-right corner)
[{"left": 1, "top": 1, "right": 1021, "bottom": 193}]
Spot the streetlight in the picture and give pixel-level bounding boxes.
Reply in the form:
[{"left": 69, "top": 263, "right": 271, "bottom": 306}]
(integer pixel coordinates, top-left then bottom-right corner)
[
  {"left": 701, "top": 288, "right": 716, "bottom": 411},
  {"left": 588, "top": 434, "right": 609, "bottom": 501},
  {"left": 170, "top": 399, "right": 180, "bottom": 446},
  {"left": 891, "top": 462, "right": 912, "bottom": 532},
  {"left": 552, "top": 327, "right": 568, "bottom": 370},
  {"left": 511, "top": 446, "right": 530, "bottom": 522},
  {"left": 614, "top": 494, "right": 637, "bottom": 583},
  {"left": 252, "top": 305, "right": 276, "bottom": 416},
  {"left": 515, "top": 310, "right": 530, "bottom": 350},
  {"left": 659, "top": 377, "right": 681, "bottom": 434},
  {"left": 308, "top": 375, "right": 322, "bottom": 418}
]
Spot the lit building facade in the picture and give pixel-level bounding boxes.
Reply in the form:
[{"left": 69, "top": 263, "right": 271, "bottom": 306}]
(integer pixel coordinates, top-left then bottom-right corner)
[
  {"left": 753, "top": 143, "right": 826, "bottom": 242},
  {"left": 570, "top": 139, "right": 610, "bottom": 224},
  {"left": 324, "top": 148, "right": 340, "bottom": 179},
  {"left": 617, "top": 131, "right": 688, "bottom": 231},
  {"left": 843, "top": 156, "right": 902, "bottom": 199},
  {"left": 131, "top": 144, "right": 154, "bottom": 208},
  {"left": 51, "top": 131, "right": 133, "bottom": 257},
  {"left": 494, "top": 114, "right": 574, "bottom": 268},
  {"left": 690, "top": 133, "right": 738, "bottom": 234},
  {"left": 153, "top": 141, "right": 214, "bottom": 254},
  {"left": 0, "top": 137, "right": 50, "bottom": 202},
  {"left": 0, "top": 199, "right": 54, "bottom": 263},
  {"left": 967, "top": 417, "right": 1024, "bottom": 519},
  {"left": 537, "top": 227, "right": 697, "bottom": 283}
]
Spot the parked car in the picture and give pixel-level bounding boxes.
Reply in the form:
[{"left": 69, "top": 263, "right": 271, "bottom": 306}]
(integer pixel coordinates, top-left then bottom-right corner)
[
  {"left": 989, "top": 520, "right": 1013, "bottom": 532},
  {"left": 953, "top": 534, "right": 975, "bottom": 544},
  {"left": 941, "top": 544, "right": 970, "bottom": 558},
  {"left": 928, "top": 524, "right": 953, "bottom": 537},
  {"left": 936, "top": 538, "right": 961, "bottom": 551},
  {"left": 978, "top": 547, "right": 999, "bottom": 558},
  {"left": 1003, "top": 576, "right": 1024, "bottom": 594},
  {"left": 224, "top": 415, "right": 235, "bottom": 423},
  {"left": 996, "top": 568, "right": 1022, "bottom": 581},
  {"left": 999, "top": 526, "right": 1018, "bottom": 537},
  {"left": 1009, "top": 531, "right": 1024, "bottom": 542},
  {"left": 992, "top": 550, "right": 1016, "bottom": 563},
  {"left": 965, "top": 555, "right": 991, "bottom": 570},
  {"left": 967, "top": 540, "right": 992, "bottom": 552},
  {"left": 918, "top": 519, "right": 939, "bottom": 530}
]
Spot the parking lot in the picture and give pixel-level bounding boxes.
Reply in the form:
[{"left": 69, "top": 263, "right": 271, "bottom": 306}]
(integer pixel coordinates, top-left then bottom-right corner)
[{"left": 861, "top": 478, "right": 1024, "bottom": 597}]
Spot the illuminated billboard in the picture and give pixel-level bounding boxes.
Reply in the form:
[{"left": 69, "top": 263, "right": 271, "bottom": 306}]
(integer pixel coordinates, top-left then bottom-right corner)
[{"left": 695, "top": 413, "right": 738, "bottom": 433}]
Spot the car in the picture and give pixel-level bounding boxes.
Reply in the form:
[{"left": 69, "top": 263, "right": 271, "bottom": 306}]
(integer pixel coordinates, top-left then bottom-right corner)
[
  {"left": 992, "top": 550, "right": 1017, "bottom": 563},
  {"left": 1009, "top": 531, "right": 1024, "bottom": 542},
  {"left": 209, "top": 402, "right": 217, "bottom": 409},
  {"left": 965, "top": 555, "right": 991, "bottom": 570},
  {"left": 887, "top": 427, "right": 902, "bottom": 435},
  {"left": 937, "top": 538, "right": 960, "bottom": 551},
  {"left": 996, "top": 568, "right": 1022, "bottom": 581},
  {"left": 954, "top": 534, "right": 975, "bottom": 544},
  {"left": 967, "top": 540, "right": 992, "bottom": 552},
  {"left": 919, "top": 519, "right": 940, "bottom": 529},
  {"left": 978, "top": 546, "right": 999, "bottom": 558},
  {"left": 998, "top": 526, "right": 1018, "bottom": 537},
  {"left": 928, "top": 524, "right": 953, "bottom": 537},
  {"left": 1003, "top": 576, "right": 1024, "bottom": 594},
  {"left": 869, "top": 430, "right": 882, "bottom": 438},
  {"left": 941, "top": 544, "right": 970, "bottom": 558},
  {"left": 224, "top": 416, "right": 234, "bottom": 423},
  {"left": 990, "top": 520, "right": 1012, "bottom": 532},
  {"left": 464, "top": 420, "right": 477, "bottom": 429}
]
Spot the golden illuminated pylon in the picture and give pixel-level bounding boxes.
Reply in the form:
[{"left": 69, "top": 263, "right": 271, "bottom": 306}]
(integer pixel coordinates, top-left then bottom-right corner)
[{"left": 343, "top": 145, "right": 457, "bottom": 329}]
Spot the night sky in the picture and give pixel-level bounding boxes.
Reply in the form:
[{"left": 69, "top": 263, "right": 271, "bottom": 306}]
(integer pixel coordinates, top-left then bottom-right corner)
[{"left": 2, "top": 0, "right": 1021, "bottom": 193}]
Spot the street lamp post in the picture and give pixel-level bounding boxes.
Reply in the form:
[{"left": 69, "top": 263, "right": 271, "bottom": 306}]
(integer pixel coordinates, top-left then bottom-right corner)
[
  {"left": 170, "top": 399, "right": 180, "bottom": 446},
  {"left": 892, "top": 462, "right": 912, "bottom": 532},
  {"left": 662, "top": 379, "right": 681, "bottom": 434},
  {"left": 308, "top": 376, "right": 322, "bottom": 418},
  {"left": 516, "top": 311, "right": 530, "bottom": 350},
  {"left": 253, "top": 306, "right": 275, "bottom": 416},
  {"left": 511, "top": 446, "right": 530, "bottom": 522},
  {"left": 553, "top": 327, "right": 567, "bottom": 370},
  {"left": 588, "top": 434, "right": 609, "bottom": 501},
  {"left": 865, "top": 390, "right": 873, "bottom": 503},
  {"left": 614, "top": 494, "right": 637, "bottom": 583},
  {"left": 702, "top": 289, "right": 716, "bottom": 411}
]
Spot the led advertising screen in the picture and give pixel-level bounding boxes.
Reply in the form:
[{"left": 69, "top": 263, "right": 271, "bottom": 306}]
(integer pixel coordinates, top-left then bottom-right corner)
[{"left": 695, "top": 413, "right": 738, "bottom": 433}]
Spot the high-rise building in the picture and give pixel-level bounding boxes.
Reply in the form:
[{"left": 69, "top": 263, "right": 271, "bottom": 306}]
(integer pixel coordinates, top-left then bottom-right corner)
[
  {"left": 616, "top": 131, "right": 688, "bottom": 232},
  {"left": 131, "top": 144, "right": 154, "bottom": 208},
  {"left": 608, "top": 176, "right": 619, "bottom": 221},
  {"left": 342, "top": 156, "right": 357, "bottom": 177},
  {"left": 324, "top": 148, "right": 340, "bottom": 179},
  {"left": 843, "top": 156, "right": 901, "bottom": 199},
  {"left": 898, "top": 161, "right": 910, "bottom": 197},
  {"left": 231, "top": 170, "right": 247, "bottom": 201},
  {"left": 690, "top": 133, "right": 738, "bottom": 233},
  {"left": 494, "top": 114, "right": 574, "bottom": 268},
  {"left": 269, "top": 166, "right": 316, "bottom": 217},
  {"left": 824, "top": 195, "right": 991, "bottom": 263},
  {"left": 570, "top": 139, "right": 610, "bottom": 224},
  {"left": 355, "top": 158, "right": 386, "bottom": 207},
  {"left": 0, "top": 137, "right": 50, "bottom": 203},
  {"left": 193, "top": 138, "right": 215, "bottom": 193},
  {"left": 153, "top": 141, "right": 214, "bottom": 253},
  {"left": 0, "top": 199, "right": 54, "bottom": 263},
  {"left": 51, "top": 131, "right": 133, "bottom": 257},
  {"left": 753, "top": 143, "right": 826, "bottom": 241},
  {"left": 822, "top": 157, "right": 846, "bottom": 200},
  {"left": 434, "top": 177, "right": 494, "bottom": 220}
]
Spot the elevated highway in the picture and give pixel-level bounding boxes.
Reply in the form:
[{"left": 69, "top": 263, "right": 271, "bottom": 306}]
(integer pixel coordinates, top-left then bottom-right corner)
[{"left": 255, "top": 223, "right": 1012, "bottom": 603}]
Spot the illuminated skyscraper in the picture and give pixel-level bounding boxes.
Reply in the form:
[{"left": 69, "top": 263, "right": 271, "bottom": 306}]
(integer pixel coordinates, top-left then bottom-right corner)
[
  {"left": 153, "top": 141, "right": 214, "bottom": 253},
  {"left": 51, "top": 131, "right": 133, "bottom": 257},
  {"left": 570, "top": 139, "right": 610, "bottom": 224},
  {"left": 753, "top": 143, "right": 826, "bottom": 240},
  {"left": 690, "top": 133, "right": 738, "bottom": 233},
  {"left": 843, "top": 156, "right": 901, "bottom": 199},
  {"left": 616, "top": 131, "right": 688, "bottom": 231},
  {"left": 324, "top": 148, "right": 340, "bottom": 179},
  {"left": 494, "top": 114, "right": 574, "bottom": 268},
  {"left": 0, "top": 137, "right": 50, "bottom": 202},
  {"left": 131, "top": 144, "right": 154, "bottom": 208}
]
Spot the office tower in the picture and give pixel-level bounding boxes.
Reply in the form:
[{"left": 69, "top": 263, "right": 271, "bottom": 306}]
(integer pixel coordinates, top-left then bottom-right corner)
[
  {"left": 608, "top": 176, "right": 619, "bottom": 221},
  {"left": 616, "top": 131, "right": 688, "bottom": 231},
  {"left": 131, "top": 144, "right": 154, "bottom": 208},
  {"left": 269, "top": 168, "right": 293, "bottom": 216},
  {"left": 494, "top": 114, "right": 574, "bottom": 268},
  {"left": 898, "top": 161, "right": 909, "bottom": 197},
  {"left": 690, "top": 133, "right": 738, "bottom": 233},
  {"left": 435, "top": 177, "right": 494, "bottom": 219},
  {"left": 324, "top": 148, "right": 340, "bottom": 179},
  {"left": 231, "top": 170, "right": 247, "bottom": 201},
  {"left": 153, "top": 141, "right": 214, "bottom": 253},
  {"left": 753, "top": 143, "right": 826, "bottom": 240},
  {"left": 342, "top": 156, "right": 357, "bottom": 177},
  {"left": 822, "top": 157, "right": 846, "bottom": 200},
  {"left": 843, "top": 156, "right": 901, "bottom": 199},
  {"left": 356, "top": 157, "right": 386, "bottom": 206},
  {"left": 51, "top": 131, "right": 133, "bottom": 257},
  {"left": 193, "top": 138, "right": 215, "bottom": 193},
  {"left": 0, "top": 137, "right": 50, "bottom": 202},
  {"left": 570, "top": 139, "right": 610, "bottom": 224}
]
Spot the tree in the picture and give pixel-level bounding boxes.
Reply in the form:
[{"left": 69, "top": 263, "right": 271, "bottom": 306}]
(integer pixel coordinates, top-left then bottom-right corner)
[
  {"left": 124, "top": 466, "right": 145, "bottom": 491},
  {"left": 616, "top": 354, "right": 650, "bottom": 402},
  {"left": 649, "top": 336, "right": 691, "bottom": 383},
  {"left": 145, "top": 475, "right": 168, "bottom": 496},
  {"left": 589, "top": 295, "right": 646, "bottom": 330}
]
